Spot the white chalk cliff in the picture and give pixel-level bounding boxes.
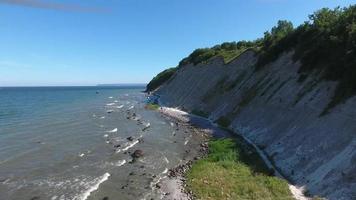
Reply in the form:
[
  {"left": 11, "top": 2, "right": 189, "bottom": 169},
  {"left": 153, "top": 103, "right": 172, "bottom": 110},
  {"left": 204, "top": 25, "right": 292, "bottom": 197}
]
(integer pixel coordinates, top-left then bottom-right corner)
[{"left": 154, "top": 50, "right": 356, "bottom": 200}]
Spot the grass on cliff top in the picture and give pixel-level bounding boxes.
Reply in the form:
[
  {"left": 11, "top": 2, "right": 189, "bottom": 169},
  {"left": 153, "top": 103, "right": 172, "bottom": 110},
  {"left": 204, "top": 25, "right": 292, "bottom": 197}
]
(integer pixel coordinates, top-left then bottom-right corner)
[
  {"left": 145, "top": 103, "right": 160, "bottom": 110},
  {"left": 178, "top": 41, "right": 256, "bottom": 66},
  {"left": 146, "top": 67, "right": 177, "bottom": 92},
  {"left": 186, "top": 138, "right": 293, "bottom": 200}
]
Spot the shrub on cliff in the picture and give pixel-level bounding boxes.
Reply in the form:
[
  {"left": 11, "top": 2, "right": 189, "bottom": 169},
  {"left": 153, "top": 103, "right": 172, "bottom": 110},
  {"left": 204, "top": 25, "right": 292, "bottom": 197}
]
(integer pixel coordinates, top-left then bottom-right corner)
[
  {"left": 256, "top": 5, "right": 356, "bottom": 113},
  {"left": 179, "top": 41, "right": 257, "bottom": 66},
  {"left": 146, "top": 67, "right": 177, "bottom": 92},
  {"left": 149, "top": 5, "right": 356, "bottom": 113}
]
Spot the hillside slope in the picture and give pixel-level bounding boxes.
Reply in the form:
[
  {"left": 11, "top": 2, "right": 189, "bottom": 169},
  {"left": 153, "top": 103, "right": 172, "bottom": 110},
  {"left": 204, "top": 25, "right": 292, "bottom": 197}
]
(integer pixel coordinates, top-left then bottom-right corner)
[
  {"left": 154, "top": 50, "right": 356, "bottom": 199},
  {"left": 149, "top": 6, "right": 356, "bottom": 200}
]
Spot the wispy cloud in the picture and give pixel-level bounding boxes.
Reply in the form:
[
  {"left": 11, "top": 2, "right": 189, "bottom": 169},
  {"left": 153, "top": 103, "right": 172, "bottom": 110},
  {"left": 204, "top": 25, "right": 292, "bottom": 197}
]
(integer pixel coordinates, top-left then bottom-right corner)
[{"left": 0, "top": 0, "right": 109, "bottom": 13}]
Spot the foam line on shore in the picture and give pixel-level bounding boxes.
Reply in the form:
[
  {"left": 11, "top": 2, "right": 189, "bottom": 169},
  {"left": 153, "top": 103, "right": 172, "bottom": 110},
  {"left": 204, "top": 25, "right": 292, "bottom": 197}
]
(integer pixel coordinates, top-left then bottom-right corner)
[
  {"left": 116, "top": 140, "right": 139, "bottom": 153},
  {"left": 106, "top": 128, "right": 117, "bottom": 133},
  {"left": 76, "top": 172, "right": 110, "bottom": 200}
]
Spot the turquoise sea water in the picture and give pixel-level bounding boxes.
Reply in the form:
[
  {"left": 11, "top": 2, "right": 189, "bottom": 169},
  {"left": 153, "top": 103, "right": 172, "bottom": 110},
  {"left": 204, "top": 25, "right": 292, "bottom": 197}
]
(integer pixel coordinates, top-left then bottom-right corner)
[{"left": 0, "top": 86, "right": 196, "bottom": 200}]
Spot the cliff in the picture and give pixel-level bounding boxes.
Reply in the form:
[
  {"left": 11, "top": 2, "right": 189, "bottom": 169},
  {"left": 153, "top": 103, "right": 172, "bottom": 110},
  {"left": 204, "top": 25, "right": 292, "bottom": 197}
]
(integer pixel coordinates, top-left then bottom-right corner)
[{"left": 153, "top": 49, "right": 356, "bottom": 199}]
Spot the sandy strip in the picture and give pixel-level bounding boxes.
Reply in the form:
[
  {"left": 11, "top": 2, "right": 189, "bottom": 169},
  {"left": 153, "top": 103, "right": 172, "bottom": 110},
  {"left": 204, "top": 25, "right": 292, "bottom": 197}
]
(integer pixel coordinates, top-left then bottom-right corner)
[{"left": 158, "top": 106, "right": 310, "bottom": 200}]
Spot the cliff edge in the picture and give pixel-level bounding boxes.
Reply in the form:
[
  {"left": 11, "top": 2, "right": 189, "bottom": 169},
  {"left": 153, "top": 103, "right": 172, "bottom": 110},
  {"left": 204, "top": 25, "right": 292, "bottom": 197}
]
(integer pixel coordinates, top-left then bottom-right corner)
[{"left": 149, "top": 6, "right": 356, "bottom": 200}]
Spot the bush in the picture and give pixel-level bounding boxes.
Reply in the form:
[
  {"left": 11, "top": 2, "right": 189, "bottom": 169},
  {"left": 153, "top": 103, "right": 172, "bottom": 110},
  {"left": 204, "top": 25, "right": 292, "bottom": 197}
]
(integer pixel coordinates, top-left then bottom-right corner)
[
  {"left": 145, "top": 103, "right": 160, "bottom": 110},
  {"left": 256, "top": 6, "right": 356, "bottom": 113},
  {"left": 146, "top": 67, "right": 177, "bottom": 92},
  {"left": 150, "top": 5, "right": 356, "bottom": 114},
  {"left": 179, "top": 41, "right": 257, "bottom": 66}
]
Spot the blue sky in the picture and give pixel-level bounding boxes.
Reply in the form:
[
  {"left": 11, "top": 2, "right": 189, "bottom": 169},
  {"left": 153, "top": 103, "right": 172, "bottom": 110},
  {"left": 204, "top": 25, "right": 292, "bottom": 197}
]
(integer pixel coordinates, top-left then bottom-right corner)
[{"left": 0, "top": 0, "right": 354, "bottom": 86}]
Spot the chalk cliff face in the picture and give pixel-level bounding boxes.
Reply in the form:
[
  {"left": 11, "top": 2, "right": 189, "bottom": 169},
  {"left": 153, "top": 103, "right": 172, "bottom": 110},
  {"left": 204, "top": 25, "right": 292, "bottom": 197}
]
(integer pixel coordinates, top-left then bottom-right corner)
[{"left": 155, "top": 50, "right": 356, "bottom": 200}]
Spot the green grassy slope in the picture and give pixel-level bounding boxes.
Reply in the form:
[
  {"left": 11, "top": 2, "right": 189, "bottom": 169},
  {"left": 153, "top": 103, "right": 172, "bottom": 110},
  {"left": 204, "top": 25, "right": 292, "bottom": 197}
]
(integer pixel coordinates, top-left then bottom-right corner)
[{"left": 186, "top": 139, "right": 293, "bottom": 200}]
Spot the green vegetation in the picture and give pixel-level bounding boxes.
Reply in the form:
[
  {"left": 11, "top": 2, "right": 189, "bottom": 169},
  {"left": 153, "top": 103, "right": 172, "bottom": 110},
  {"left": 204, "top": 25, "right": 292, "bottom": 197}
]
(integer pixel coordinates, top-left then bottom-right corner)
[
  {"left": 148, "top": 5, "right": 356, "bottom": 113},
  {"left": 256, "top": 6, "right": 356, "bottom": 114},
  {"left": 186, "top": 139, "right": 293, "bottom": 200},
  {"left": 191, "top": 109, "right": 210, "bottom": 118},
  {"left": 145, "top": 103, "right": 160, "bottom": 110},
  {"left": 215, "top": 116, "right": 231, "bottom": 128},
  {"left": 179, "top": 41, "right": 257, "bottom": 66},
  {"left": 146, "top": 67, "right": 177, "bottom": 92}
]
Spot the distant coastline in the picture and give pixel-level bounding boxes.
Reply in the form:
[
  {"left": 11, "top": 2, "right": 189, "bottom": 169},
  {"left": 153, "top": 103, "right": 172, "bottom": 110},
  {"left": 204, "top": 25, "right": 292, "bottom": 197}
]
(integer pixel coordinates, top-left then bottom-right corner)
[{"left": 96, "top": 83, "right": 146, "bottom": 87}]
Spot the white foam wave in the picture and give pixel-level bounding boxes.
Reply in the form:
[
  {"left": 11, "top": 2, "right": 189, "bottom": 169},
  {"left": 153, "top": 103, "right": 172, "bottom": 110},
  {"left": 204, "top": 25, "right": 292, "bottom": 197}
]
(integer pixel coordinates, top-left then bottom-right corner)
[
  {"left": 100, "top": 116, "right": 105, "bottom": 119},
  {"left": 184, "top": 140, "right": 189, "bottom": 145},
  {"left": 108, "top": 96, "right": 113, "bottom": 99},
  {"left": 106, "top": 103, "right": 115, "bottom": 106},
  {"left": 116, "top": 105, "right": 124, "bottom": 109},
  {"left": 115, "top": 159, "right": 126, "bottom": 166},
  {"left": 114, "top": 100, "right": 118, "bottom": 103},
  {"left": 76, "top": 173, "right": 110, "bottom": 200},
  {"left": 163, "top": 157, "right": 169, "bottom": 164},
  {"left": 103, "top": 134, "right": 109, "bottom": 138},
  {"left": 79, "top": 153, "right": 85, "bottom": 157},
  {"left": 162, "top": 168, "right": 168, "bottom": 174},
  {"left": 128, "top": 105, "right": 134, "bottom": 110},
  {"left": 145, "top": 122, "right": 151, "bottom": 128},
  {"left": 170, "top": 122, "right": 174, "bottom": 127},
  {"left": 106, "top": 128, "right": 117, "bottom": 133},
  {"left": 116, "top": 140, "right": 139, "bottom": 153}
]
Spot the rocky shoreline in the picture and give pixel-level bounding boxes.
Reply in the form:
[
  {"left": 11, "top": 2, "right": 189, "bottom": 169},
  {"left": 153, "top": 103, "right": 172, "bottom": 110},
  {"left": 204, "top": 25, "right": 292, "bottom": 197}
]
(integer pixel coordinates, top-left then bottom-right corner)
[
  {"left": 153, "top": 105, "right": 310, "bottom": 200},
  {"left": 156, "top": 108, "right": 210, "bottom": 200}
]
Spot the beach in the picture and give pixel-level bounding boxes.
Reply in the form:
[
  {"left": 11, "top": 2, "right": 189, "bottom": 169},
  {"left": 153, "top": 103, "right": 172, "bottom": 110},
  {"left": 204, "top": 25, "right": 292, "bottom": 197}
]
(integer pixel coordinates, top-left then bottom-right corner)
[{"left": 156, "top": 106, "right": 309, "bottom": 200}]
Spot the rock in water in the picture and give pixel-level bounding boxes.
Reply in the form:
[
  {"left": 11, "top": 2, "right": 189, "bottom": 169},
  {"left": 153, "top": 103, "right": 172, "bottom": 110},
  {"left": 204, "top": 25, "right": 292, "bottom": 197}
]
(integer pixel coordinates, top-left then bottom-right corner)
[{"left": 131, "top": 150, "right": 144, "bottom": 158}]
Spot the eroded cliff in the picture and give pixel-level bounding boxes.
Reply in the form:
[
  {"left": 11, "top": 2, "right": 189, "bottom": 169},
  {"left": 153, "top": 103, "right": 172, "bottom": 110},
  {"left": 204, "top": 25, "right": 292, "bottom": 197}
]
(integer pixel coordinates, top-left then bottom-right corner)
[{"left": 154, "top": 50, "right": 356, "bottom": 199}]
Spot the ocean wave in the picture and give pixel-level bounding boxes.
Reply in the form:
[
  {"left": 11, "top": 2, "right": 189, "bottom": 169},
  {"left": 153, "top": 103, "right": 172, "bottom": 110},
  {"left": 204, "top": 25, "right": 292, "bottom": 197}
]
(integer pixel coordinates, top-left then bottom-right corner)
[
  {"left": 162, "top": 168, "right": 168, "bottom": 174},
  {"left": 116, "top": 140, "right": 139, "bottom": 153},
  {"left": 163, "top": 156, "right": 169, "bottom": 164},
  {"left": 115, "top": 159, "right": 126, "bottom": 167},
  {"left": 103, "top": 134, "right": 109, "bottom": 138},
  {"left": 116, "top": 105, "right": 124, "bottom": 109},
  {"left": 128, "top": 105, "right": 134, "bottom": 110},
  {"left": 106, "top": 128, "right": 117, "bottom": 133},
  {"left": 108, "top": 96, "right": 113, "bottom": 99},
  {"left": 100, "top": 116, "right": 105, "bottom": 119},
  {"left": 75, "top": 172, "right": 110, "bottom": 200},
  {"left": 106, "top": 103, "right": 115, "bottom": 106},
  {"left": 184, "top": 140, "right": 189, "bottom": 145}
]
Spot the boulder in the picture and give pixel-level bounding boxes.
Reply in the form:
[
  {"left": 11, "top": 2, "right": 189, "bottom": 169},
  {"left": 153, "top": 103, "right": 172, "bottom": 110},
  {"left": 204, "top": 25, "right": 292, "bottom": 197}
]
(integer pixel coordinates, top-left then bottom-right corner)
[{"left": 131, "top": 150, "right": 144, "bottom": 158}]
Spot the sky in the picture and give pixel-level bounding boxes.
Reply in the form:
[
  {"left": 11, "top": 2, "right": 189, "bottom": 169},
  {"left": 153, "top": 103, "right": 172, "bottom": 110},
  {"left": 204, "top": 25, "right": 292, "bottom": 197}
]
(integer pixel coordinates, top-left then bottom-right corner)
[{"left": 0, "top": 0, "right": 355, "bottom": 86}]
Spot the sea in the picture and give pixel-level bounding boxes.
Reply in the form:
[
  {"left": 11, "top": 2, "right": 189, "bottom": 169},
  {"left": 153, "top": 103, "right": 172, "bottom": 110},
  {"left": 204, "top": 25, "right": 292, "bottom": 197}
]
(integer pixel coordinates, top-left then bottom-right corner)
[{"left": 0, "top": 86, "right": 195, "bottom": 200}]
